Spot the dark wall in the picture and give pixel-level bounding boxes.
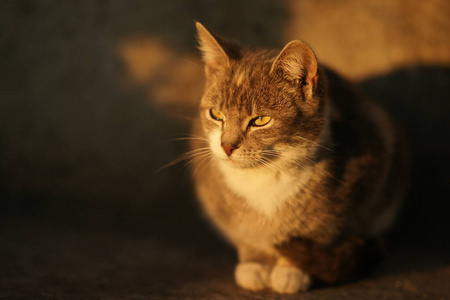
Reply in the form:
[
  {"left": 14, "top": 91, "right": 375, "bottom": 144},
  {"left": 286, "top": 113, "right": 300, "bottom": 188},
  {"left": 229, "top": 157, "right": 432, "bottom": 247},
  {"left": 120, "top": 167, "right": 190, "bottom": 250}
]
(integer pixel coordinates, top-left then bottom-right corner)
[
  {"left": 0, "top": 0, "right": 285, "bottom": 240},
  {"left": 0, "top": 0, "right": 449, "bottom": 249}
]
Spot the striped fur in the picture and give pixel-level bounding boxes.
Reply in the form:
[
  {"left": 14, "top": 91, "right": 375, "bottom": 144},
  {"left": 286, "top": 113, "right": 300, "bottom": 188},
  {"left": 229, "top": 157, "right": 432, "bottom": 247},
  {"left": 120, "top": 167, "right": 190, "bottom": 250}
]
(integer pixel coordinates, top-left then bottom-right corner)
[{"left": 190, "top": 23, "right": 408, "bottom": 293}]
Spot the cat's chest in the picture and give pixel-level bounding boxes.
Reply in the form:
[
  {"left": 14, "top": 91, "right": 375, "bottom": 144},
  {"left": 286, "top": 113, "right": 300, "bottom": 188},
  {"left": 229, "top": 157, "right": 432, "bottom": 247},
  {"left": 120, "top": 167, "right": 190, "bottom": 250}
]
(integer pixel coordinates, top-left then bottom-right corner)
[{"left": 218, "top": 162, "right": 312, "bottom": 216}]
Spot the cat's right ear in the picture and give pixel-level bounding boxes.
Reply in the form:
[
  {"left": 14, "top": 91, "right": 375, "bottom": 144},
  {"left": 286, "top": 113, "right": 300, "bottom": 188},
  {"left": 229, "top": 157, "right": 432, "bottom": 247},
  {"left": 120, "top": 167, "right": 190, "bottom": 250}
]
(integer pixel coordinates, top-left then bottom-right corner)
[
  {"left": 195, "top": 22, "right": 230, "bottom": 78},
  {"left": 270, "top": 40, "right": 319, "bottom": 100}
]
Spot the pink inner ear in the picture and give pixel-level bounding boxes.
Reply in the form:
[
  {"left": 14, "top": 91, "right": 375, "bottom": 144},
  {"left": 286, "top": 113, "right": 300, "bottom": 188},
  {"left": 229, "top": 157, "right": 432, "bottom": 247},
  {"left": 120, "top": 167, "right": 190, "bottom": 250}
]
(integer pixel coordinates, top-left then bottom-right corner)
[{"left": 303, "top": 54, "right": 318, "bottom": 85}]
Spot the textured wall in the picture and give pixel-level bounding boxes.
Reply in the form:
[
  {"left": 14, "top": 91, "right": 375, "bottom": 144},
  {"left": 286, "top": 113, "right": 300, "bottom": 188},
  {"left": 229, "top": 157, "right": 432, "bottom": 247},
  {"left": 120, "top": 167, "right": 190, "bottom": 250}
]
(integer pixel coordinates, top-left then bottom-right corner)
[
  {"left": 0, "top": 0, "right": 449, "bottom": 238},
  {"left": 286, "top": 0, "right": 450, "bottom": 79},
  {"left": 0, "top": 0, "right": 285, "bottom": 232}
]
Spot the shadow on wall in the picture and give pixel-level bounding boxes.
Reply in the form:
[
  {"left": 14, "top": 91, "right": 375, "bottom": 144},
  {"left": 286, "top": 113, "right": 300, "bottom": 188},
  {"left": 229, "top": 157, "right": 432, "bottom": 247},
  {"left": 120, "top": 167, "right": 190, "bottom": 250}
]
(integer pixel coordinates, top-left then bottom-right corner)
[
  {"left": 360, "top": 66, "right": 450, "bottom": 250},
  {"left": 0, "top": 0, "right": 285, "bottom": 244}
]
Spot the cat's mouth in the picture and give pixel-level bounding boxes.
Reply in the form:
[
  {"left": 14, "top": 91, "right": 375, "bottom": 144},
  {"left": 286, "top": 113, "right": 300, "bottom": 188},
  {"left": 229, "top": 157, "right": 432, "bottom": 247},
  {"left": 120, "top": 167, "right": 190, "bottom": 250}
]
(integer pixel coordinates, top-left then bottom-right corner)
[{"left": 213, "top": 153, "right": 252, "bottom": 168}]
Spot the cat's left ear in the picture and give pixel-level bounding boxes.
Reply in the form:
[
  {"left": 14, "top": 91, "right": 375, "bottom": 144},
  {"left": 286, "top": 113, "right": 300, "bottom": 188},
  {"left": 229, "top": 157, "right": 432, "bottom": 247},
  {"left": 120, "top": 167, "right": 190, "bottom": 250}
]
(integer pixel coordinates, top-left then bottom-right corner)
[
  {"left": 270, "top": 40, "right": 319, "bottom": 99},
  {"left": 195, "top": 22, "right": 230, "bottom": 78}
]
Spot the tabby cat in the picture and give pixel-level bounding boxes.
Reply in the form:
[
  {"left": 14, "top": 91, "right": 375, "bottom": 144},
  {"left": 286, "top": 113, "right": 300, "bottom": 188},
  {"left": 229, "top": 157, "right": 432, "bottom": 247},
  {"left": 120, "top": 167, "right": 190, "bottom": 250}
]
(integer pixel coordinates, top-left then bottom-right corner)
[{"left": 189, "top": 22, "right": 407, "bottom": 294}]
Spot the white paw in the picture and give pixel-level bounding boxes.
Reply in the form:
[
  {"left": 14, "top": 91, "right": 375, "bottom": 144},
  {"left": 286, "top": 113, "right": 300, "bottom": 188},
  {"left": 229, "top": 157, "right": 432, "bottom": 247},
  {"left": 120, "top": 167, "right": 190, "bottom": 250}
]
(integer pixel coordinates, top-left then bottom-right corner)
[
  {"left": 234, "top": 262, "right": 270, "bottom": 291},
  {"left": 270, "top": 265, "right": 312, "bottom": 294}
]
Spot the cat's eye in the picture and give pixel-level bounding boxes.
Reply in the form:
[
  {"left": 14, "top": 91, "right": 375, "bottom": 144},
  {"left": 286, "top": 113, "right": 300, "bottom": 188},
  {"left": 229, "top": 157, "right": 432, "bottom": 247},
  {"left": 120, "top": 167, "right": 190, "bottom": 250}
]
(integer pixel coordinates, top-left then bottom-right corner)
[
  {"left": 210, "top": 109, "right": 225, "bottom": 121},
  {"left": 250, "top": 116, "right": 272, "bottom": 127}
]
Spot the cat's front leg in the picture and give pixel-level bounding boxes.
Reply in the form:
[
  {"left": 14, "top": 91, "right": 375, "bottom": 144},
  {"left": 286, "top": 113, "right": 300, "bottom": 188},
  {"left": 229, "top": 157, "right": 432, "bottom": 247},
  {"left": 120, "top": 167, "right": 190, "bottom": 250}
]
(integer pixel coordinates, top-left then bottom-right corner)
[
  {"left": 270, "top": 257, "right": 312, "bottom": 294},
  {"left": 234, "top": 246, "right": 275, "bottom": 291}
]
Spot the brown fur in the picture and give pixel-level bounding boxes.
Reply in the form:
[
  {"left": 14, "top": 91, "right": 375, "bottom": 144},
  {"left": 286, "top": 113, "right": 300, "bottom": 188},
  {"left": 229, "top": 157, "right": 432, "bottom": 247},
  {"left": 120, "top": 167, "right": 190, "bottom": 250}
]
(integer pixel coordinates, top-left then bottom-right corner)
[
  {"left": 189, "top": 23, "right": 407, "bottom": 293},
  {"left": 276, "top": 236, "right": 385, "bottom": 284}
]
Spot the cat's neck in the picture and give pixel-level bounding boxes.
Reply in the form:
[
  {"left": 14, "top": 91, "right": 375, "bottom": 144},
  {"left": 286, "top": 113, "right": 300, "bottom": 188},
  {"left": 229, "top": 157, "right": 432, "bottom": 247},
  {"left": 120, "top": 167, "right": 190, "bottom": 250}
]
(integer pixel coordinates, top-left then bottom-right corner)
[{"left": 217, "top": 156, "right": 315, "bottom": 217}]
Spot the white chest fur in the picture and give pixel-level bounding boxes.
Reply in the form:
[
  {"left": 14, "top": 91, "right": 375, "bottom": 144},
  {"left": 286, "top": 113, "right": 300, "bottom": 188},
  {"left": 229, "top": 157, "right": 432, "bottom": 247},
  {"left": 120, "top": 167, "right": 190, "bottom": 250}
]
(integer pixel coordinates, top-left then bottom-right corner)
[{"left": 218, "top": 161, "right": 312, "bottom": 216}]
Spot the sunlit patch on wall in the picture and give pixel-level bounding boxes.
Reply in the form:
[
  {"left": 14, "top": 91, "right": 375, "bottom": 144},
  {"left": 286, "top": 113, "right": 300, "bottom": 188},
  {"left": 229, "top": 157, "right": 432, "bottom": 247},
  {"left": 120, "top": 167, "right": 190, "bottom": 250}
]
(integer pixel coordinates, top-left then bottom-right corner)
[{"left": 117, "top": 35, "right": 204, "bottom": 119}]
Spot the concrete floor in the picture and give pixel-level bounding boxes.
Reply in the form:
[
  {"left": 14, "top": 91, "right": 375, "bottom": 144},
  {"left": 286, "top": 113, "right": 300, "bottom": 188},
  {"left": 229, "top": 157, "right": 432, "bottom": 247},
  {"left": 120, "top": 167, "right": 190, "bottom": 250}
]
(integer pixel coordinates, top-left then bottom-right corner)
[{"left": 1, "top": 220, "right": 449, "bottom": 300}]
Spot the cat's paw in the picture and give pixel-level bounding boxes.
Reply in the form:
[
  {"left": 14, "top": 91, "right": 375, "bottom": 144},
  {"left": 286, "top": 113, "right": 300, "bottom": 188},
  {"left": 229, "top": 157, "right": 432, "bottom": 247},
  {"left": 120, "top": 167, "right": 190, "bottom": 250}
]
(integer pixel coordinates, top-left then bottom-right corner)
[
  {"left": 270, "top": 265, "right": 312, "bottom": 294},
  {"left": 234, "top": 262, "right": 270, "bottom": 291}
]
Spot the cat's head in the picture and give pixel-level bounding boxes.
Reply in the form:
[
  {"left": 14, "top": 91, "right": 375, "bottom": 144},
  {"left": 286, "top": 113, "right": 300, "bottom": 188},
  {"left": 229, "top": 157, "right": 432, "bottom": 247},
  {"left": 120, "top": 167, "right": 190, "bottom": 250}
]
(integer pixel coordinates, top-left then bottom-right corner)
[{"left": 196, "top": 23, "right": 328, "bottom": 169}]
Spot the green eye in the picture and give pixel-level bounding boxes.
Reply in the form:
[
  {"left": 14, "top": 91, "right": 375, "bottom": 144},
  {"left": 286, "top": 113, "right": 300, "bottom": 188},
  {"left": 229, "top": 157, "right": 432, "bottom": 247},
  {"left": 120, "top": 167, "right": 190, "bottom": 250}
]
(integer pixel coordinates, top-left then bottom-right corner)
[
  {"left": 251, "top": 116, "right": 272, "bottom": 127},
  {"left": 210, "top": 109, "right": 225, "bottom": 121}
]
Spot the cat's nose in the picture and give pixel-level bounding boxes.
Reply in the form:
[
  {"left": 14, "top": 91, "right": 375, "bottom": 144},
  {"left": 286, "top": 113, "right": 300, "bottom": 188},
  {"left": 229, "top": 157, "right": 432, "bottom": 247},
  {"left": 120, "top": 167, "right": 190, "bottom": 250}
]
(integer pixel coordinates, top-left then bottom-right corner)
[{"left": 221, "top": 144, "right": 237, "bottom": 156}]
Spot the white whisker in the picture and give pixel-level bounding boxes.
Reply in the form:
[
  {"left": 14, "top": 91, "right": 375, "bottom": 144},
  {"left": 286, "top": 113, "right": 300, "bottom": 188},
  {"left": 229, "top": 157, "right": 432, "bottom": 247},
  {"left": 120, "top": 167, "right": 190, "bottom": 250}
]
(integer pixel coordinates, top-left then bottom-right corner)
[
  {"left": 302, "top": 156, "right": 345, "bottom": 184},
  {"left": 294, "top": 135, "right": 333, "bottom": 152},
  {"left": 192, "top": 153, "right": 214, "bottom": 177},
  {"left": 261, "top": 149, "right": 343, "bottom": 185},
  {"left": 165, "top": 134, "right": 209, "bottom": 143},
  {"left": 157, "top": 147, "right": 211, "bottom": 172}
]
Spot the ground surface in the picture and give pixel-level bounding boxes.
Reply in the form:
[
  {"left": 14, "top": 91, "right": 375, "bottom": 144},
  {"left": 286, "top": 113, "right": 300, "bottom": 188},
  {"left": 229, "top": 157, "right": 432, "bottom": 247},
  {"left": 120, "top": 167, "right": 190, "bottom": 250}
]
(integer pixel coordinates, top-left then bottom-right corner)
[{"left": 1, "top": 220, "right": 449, "bottom": 300}]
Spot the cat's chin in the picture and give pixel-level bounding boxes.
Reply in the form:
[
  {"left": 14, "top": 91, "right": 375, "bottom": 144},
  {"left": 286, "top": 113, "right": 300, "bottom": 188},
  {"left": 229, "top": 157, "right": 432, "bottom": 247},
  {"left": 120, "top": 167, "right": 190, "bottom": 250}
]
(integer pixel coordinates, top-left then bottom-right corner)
[
  {"left": 221, "top": 157, "right": 265, "bottom": 169},
  {"left": 229, "top": 160, "right": 251, "bottom": 169}
]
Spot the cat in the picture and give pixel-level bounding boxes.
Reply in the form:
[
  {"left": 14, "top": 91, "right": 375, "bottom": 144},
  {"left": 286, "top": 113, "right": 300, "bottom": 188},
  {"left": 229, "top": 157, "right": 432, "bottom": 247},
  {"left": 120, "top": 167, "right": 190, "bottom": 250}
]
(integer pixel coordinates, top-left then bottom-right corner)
[{"left": 188, "top": 22, "right": 408, "bottom": 294}]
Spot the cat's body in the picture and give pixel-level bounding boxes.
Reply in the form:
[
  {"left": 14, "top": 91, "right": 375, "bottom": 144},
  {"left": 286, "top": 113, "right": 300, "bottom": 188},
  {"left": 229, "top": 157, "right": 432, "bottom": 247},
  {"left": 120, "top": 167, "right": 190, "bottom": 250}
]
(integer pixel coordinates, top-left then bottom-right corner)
[{"left": 190, "top": 23, "right": 407, "bottom": 293}]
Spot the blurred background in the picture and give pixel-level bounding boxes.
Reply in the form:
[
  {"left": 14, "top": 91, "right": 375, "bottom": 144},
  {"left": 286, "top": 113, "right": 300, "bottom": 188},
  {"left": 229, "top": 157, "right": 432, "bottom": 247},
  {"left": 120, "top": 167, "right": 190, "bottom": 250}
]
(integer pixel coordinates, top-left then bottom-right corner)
[{"left": 0, "top": 0, "right": 449, "bottom": 299}]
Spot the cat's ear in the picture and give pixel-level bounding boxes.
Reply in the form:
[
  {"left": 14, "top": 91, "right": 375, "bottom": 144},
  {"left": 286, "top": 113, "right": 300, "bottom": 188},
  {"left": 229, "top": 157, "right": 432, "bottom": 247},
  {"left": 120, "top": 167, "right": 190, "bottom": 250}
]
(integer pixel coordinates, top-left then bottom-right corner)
[
  {"left": 270, "top": 40, "right": 319, "bottom": 98},
  {"left": 195, "top": 22, "right": 230, "bottom": 77}
]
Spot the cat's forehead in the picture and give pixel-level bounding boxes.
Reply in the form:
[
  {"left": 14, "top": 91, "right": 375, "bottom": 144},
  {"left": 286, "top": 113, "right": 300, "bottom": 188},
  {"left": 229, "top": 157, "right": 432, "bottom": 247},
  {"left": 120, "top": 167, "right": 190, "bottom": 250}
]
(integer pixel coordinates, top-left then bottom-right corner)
[
  {"left": 230, "top": 50, "right": 275, "bottom": 85},
  {"left": 218, "top": 76, "right": 271, "bottom": 115},
  {"left": 213, "top": 53, "right": 297, "bottom": 114}
]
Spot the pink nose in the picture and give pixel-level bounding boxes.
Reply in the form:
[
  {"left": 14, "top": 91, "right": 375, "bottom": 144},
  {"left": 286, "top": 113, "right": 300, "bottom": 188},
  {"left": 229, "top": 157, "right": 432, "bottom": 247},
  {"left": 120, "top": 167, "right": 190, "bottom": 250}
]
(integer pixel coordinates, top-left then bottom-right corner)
[{"left": 221, "top": 145, "right": 236, "bottom": 156}]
